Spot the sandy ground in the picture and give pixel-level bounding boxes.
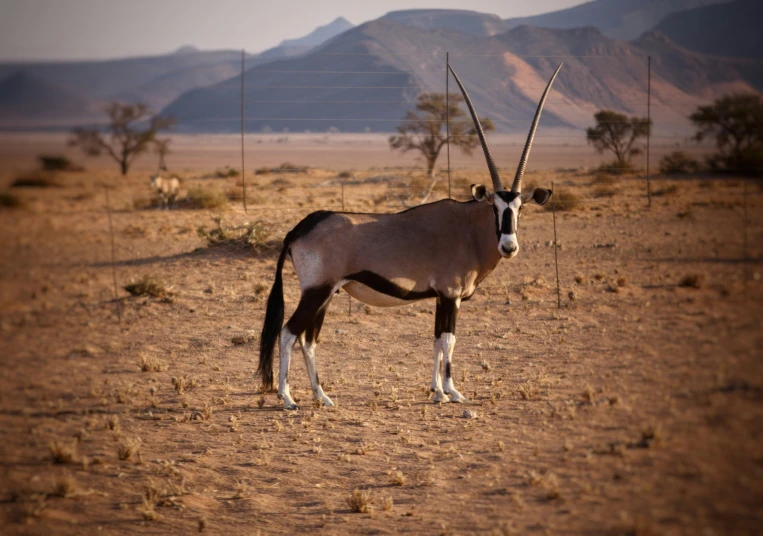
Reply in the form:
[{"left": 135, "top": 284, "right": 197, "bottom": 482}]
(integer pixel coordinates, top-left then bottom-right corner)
[{"left": 0, "top": 135, "right": 761, "bottom": 535}]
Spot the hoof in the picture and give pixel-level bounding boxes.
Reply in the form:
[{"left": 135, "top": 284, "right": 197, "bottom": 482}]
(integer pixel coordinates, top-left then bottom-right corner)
[
  {"left": 445, "top": 389, "right": 467, "bottom": 404},
  {"left": 432, "top": 391, "right": 445, "bottom": 403},
  {"left": 284, "top": 403, "right": 299, "bottom": 411}
]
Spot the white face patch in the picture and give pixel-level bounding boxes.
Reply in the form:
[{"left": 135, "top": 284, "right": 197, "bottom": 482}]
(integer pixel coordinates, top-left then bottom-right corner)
[{"left": 495, "top": 196, "right": 522, "bottom": 258}]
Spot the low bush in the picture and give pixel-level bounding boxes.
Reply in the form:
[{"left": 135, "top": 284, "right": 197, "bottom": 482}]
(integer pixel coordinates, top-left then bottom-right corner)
[
  {"left": 197, "top": 217, "right": 270, "bottom": 252},
  {"left": 38, "top": 155, "right": 82, "bottom": 172},
  {"left": 11, "top": 173, "right": 61, "bottom": 188},
  {"left": 544, "top": 188, "right": 581, "bottom": 211},
  {"left": 186, "top": 187, "right": 228, "bottom": 209},
  {"left": 124, "top": 276, "right": 172, "bottom": 298},
  {"left": 659, "top": 151, "right": 700, "bottom": 175},
  {"left": 0, "top": 192, "right": 23, "bottom": 208}
]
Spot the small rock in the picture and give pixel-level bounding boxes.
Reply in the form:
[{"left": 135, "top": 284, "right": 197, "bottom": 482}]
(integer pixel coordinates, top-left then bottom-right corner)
[
  {"left": 231, "top": 336, "right": 248, "bottom": 345},
  {"left": 463, "top": 409, "right": 477, "bottom": 419}
]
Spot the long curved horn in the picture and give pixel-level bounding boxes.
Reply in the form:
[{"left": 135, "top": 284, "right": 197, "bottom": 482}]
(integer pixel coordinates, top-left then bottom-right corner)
[
  {"left": 512, "top": 62, "right": 563, "bottom": 193},
  {"left": 448, "top": 64, "right": 503, "bottom": 192}
]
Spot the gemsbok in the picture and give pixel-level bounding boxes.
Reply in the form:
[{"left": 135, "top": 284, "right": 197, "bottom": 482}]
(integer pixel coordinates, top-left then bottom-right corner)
[
  {"left": 150, "top": 174, "right": 180, "bottom": 209},
  {"left": 258, "top": 63, "right": 563, "bottom": 410}
]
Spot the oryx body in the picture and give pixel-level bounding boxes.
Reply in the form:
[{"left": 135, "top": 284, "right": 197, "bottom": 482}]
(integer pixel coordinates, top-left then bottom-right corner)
[
  {"left": 150, "top": 174, "right": 180, "bottom": 209},
  {"left": 258, "top": 63, "right": 563, "bottom": 410}
]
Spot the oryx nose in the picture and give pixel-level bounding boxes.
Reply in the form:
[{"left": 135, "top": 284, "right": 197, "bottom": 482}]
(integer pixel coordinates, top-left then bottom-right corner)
[{"left": 501, "top": 244, "right": 517, "bottom": 256}]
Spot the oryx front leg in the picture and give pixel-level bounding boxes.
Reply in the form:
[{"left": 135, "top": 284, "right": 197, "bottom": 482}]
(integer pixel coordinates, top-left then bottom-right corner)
[
  {"left": 430, "top": 337, "right": 445, "bottom": 402},
  {"left": 441, "top": 333, "right": 466, "bottom": 403},
  {"left": 278, "top": 328, "right": 299, "bottom": 410},
  {"left": 435, "top": 296, "right": 466, "bottom": 403}
]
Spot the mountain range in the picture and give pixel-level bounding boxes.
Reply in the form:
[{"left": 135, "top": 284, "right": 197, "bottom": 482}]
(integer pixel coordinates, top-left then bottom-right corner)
[{"left": 0, "top": 0, "right": 758, "bottom": 134}]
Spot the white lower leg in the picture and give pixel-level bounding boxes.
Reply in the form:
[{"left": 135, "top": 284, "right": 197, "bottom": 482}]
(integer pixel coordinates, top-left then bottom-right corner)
[
  {"left": 300, "top": 337, "right": 334, "bottom": 407},
  {"left": 431, "top": 338, "right": 445, "bottom": 402},
  {"left": 278, "top": 328, "right": 298, "bottom": 409},
  {"left": 441, "top": 333, "right": 466, "bottom": 403}
]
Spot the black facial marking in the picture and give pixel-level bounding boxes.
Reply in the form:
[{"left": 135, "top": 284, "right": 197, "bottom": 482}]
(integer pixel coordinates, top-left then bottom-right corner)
[
  {"left": 495, "top": 191, "right": 520, "bottom": 203},
  {"left": 501, "top": 208, "right": 515, "bottom": 235},
  {"left": 346, "top": 271, "right": 437, "bottom": 301},
  {"left": 285, "top": 285, "right": 334, "bottom": 338},
  {"left": 434, "top": 297, "right": 458, "bottom": 338}
]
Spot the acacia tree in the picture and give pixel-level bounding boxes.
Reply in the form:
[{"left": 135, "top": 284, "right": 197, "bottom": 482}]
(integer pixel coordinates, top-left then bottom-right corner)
[
  {"left": 690, "top": 93, "right": 763, "bottom": 174},
  {"left": 389, "top": 93, "right": 494, "bottom": 178},
  {"left": 69, "top": 103, "right": 175, "bottom": 175},
  {"left": 586, "top": 110, "right": 651, "bottom": 172}
]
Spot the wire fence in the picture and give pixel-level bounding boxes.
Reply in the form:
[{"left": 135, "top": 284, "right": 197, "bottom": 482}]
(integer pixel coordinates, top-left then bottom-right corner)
[{"left": 90, "top": 49, "right": 761, "bottom": 323}]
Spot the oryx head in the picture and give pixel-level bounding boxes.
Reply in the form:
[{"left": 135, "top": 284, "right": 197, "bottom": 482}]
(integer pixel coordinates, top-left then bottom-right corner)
[{"left": 449, "top": 63, "right": 562, "bottom": 258}]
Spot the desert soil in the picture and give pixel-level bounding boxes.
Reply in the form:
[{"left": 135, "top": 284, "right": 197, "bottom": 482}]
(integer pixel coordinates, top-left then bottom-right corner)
[{"left": 0, "top": 134, "right": 761, "bottom": 535}]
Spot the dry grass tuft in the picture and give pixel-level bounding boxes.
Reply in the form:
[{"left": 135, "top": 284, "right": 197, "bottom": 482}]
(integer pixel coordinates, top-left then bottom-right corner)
[
  {"left": 390, "top": 470, "right": 407, "bottom": 486},
  {"left": 545, "top": 189, "right": 580, "bottom": 212},
  {"left": 186, "top": 186, "right": 228, "bottom": 209},
  {"left": 678, "top": 273, "right": 706, "bottom": 289},
  {"left": 198, "top": 216, "right": 270, "bottom": 251},
  {"left": 124, "top": 275, "right": 171, "bottom": 298},
  {"left": 140, "top": 354, "right": 166, "bottom": 372},
  {"left": 381, "top": 495, "right": 393, "bottom": 512},
  {"left": 346, "top": 489, "right": 373, "bottom": 513},
  {"left": 117, "top": 437, "right": 141, "bottom": 461},
  {"left": 172, "top": 375, "right": 197, "bottom": 395},
  {"left": 518, "top": 383, "right": 537, "bottom": 400},
  {"left": 51, "top": 474, "right": 78, "bottom": 498},
  {"left": 49, "top": 439, "right": 77, "bottom": 464}
]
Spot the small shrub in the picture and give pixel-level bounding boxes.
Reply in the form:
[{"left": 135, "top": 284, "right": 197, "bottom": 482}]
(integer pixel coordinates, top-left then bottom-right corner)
[
  {"left": 254, "top": 167, "right": 270, "bottom": 175},
  {"left": 592, "top": 184, "right": 617, "bottom": 198},
  {"left": 11, "top": 173, "right": 61, "bottom": 188},
  {"left": 591, "top": 173, "right": 617, "bottom": 186},
  {"left": 599, "top": 160, "right": 635, "bottom": 175},
  {"left": 390, "top": 471, "right": 407, "bottom": 486},
  {"left": 659, "top": 151, "right": 699, "bottom": 175},
  {"left": 117, "top": 438, "right": 140, "bottom": 461},
  {"left": 140, "top": 354, "right": 165, "bottom": 372},
  {"left": 213, "top": 166, "right": 239, "bottom": 178},
  {"left": 186, "top": 187, "right": 228, "bottom": 209},
  {"left": 544, "top": 189, "right": 580, "bottom": 212},
  {"left": 0, "top": 192, "right": 23, "bottom": 208},
  {"left": 198, "top": 217, "right": 270, "bottom": 252},
  {"left": 51, "top": 474, "right": 78, "bottom": 498},
  {"left": 678, "top": 273, "right": 706, "bottom": 289},
  {"left": 346, "top": 489, "right": 372, "bottom": 513},
  {"left": 653, "top": 184, "right": 679, "bottom": 197},
  {"left": 278, "top": 162, "right": 307, "bottom": 173},
  {"left": 337, "top": 170, "right": 352, "bottom": 179},
  {"left": 38, "top": 155, "right": 82, "bottom": 172},
  {"left": 49, "top": 440, "right": 77, "bottom": 464},
  {"left": 124, "top": 275, "right": 171, "bottom": 298}
]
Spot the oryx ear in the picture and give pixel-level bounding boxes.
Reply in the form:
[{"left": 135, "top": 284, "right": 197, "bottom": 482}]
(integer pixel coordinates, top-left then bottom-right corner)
[
  {"left": 471, "top": 184, "right": 493, "bottom": 203},
  {"left": 522, "top": 187, "right": 552, "bottom": 206}
]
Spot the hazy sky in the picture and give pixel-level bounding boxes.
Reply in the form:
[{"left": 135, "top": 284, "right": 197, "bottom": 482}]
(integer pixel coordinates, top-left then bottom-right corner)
[{"left": 0, "top": 0, "right": 586, "bottom": 61}]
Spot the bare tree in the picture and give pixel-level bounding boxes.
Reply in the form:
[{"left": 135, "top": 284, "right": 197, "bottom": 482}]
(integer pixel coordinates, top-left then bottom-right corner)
[
  {"left": 586, "top": 110, "right": 651, "bottom": 172},
  {"left": 389, "top": 93, "right": 494, "bottom": 178},
  {"left": 690, "top": 93, "right": 763, "bottom": 174},
  {"left": 69, "top": 103, "right": 175, "bottom": 175},
  {"left": 154, "top": 138, "right": 171, "bottom": 172}
]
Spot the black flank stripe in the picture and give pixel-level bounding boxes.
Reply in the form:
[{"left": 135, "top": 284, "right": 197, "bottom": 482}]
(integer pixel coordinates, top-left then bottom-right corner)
[{"left": 346, "top": 271, "right": 437, "bottom": 301}]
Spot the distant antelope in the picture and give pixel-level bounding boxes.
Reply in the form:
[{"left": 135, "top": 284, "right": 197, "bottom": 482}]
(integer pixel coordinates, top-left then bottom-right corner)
[
  {"left": 150, "top": 174, "right": 180, "bottom": 209},
  {"left": 258, "top": 63, "right": 563, "bottom": 410}
]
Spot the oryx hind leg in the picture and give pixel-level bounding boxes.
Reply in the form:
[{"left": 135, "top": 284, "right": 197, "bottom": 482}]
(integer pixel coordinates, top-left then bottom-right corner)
[
  {"left": 434, "top": 297, "right": 466, "bottom": 403},
  {"left": 279, "top": 285, "right": 334, "bottom": 410},
  {"left": 299, "top": 304, "right": 334, "bottom": 407}
]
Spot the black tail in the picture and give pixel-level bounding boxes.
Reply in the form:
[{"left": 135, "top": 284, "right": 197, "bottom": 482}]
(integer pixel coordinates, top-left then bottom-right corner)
[{"left": 258, "top": 245, "right": 289, "bottom": 391}]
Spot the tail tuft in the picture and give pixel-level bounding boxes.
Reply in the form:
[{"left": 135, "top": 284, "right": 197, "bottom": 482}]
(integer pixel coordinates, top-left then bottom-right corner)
[{"left": 258, "top": 246, "right": 289, "bottom": 391}]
